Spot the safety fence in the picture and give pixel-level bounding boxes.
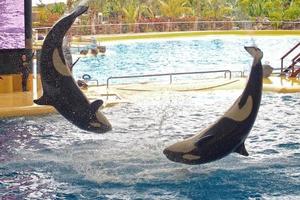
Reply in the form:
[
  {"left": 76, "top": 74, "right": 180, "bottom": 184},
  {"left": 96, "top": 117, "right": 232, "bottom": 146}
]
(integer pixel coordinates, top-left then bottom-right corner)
[{"left": 33, "top": 20, "right": 300, "bottom": 37}]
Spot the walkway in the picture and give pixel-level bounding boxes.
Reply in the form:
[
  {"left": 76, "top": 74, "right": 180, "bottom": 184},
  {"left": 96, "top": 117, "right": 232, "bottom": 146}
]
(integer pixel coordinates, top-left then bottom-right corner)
[{"left": 0, "top": 77, "right": 299, "bottom": 118}]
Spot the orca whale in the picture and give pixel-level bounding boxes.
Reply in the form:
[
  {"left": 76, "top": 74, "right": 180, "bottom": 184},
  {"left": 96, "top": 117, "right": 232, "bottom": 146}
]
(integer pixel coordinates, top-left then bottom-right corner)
[
  {"left": 163, "top": 46, "right": 263, "bottom": 165},
  {"left": 34, "top": 6, "right": 112, "bottom": 133}
]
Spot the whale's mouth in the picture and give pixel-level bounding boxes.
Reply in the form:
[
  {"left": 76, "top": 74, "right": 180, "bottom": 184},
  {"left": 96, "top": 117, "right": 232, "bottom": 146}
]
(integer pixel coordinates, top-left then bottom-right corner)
[
  {"left": 244, "top": 46, "right": 263, "bottom": 59},
  {"left": 73, "top": 5, "right": 88, "bottom": 18},
  {"left": 95, "top": 111, "right": 112, "bottom": 132},
  {"left": 163, "top": 149, "right": 183, "bottom": 163},
  {"left": 163, "top": 149, "right": 199, "bottom": 164}
]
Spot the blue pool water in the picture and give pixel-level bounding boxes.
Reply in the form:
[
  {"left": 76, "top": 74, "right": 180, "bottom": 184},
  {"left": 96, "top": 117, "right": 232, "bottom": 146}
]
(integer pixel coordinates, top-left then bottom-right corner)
[
  {"left": 0, "top": 91, "right": 300, "bottom": 199},
  {"left": 1, "top": 91, "right": 300, "bottom": 199},
  {"left": 73, "top": 36, "right": 300, "bottom": 84},
  {"left": 1, "top": 36, "right": 300, "bottom": 199}
]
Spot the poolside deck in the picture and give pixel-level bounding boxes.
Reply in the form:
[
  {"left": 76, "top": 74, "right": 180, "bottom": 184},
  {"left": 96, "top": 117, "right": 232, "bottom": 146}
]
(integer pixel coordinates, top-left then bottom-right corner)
[
  {"left": 0, "top": 86, "right": 123, "bottom": 118},
  {"left": 0, "top": 77, "right": 299, "bottom": 118}
]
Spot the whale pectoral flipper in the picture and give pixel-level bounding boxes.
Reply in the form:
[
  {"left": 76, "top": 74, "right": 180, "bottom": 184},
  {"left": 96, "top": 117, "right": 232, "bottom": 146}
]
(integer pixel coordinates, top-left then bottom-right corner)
[
  {"left": 195, "top": 135, "right": 214, "bottom": 147},
  {"left": 234, "top": 143, "right": 249, "bottom": 156},
  {"left": 91, "top": 100, "right": 104, "bottom": 112},
  {"left": 34, "top": 95, "right": 52, "bottom": 106}
]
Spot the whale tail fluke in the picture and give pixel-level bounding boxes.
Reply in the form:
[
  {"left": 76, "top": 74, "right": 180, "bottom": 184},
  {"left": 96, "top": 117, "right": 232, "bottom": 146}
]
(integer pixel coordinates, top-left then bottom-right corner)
[
  {"left": 244, "top": 46, "right": 263, "bottom": 60},
  {"left": 33, "top": 95, "right": 52, "bottom": 106},
  {"left": 72, "top": 5, "right": 89, "bottom": 18}
]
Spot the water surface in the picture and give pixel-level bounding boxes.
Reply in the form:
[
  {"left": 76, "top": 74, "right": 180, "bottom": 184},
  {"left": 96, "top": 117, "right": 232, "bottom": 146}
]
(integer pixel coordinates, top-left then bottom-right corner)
[
  {"left": 73, "top": 36, "right": 300, "bottom": 84},
  {"left": 1, "top": 91, "right": 299, "bottom": 199}
]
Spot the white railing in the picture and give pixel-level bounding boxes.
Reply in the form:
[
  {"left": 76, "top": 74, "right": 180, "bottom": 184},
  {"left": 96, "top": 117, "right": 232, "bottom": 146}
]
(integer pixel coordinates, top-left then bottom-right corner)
[{"left": 33, "top": 20, "right": 300, "bottom": 37}]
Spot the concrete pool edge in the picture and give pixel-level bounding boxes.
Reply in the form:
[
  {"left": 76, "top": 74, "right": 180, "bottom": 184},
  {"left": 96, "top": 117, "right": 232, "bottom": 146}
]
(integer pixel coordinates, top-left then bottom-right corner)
[
  {"left": 1, "top": 77, "right": 299, "bottom": 118},
  {"left": 0, "top": 105, "right": 56, "bottom": 118},
  {"left": 32, "top": 30, "right": 300, "bottom": 47},
  {"left": 92, "top": 30, "right": 300, "bottom": 42}
]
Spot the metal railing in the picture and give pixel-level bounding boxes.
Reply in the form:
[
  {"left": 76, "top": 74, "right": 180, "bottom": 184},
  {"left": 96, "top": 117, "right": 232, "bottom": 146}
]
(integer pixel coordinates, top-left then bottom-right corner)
[
  {"left": 281, "top": 42, "right": 300, "bottom": 73},
  {"left": 106, "top": 70, "right": 233, "bottom": 89},
  {"left": 33, "top": 20, "right": 300, "bottom": 37}
]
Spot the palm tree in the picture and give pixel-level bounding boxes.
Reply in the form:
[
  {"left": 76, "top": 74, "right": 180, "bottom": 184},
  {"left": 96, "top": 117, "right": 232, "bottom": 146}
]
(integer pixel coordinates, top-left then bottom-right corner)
[
  {"left": 139, "top": 0, "right": 159, "bottom": 18},
  {"left": 122, "top": 0, "right": 141, "bottom": 23},
  {"left": 158, "top": 0, "right": 192, "bottom": 19},
  {"left": 87, "top": 0, "right": 106, "bottom": 34},
  {"left": 122, "top": 0, "right": 152, "bottom": 32},
  {"left": 66, "top": 0, "right": 75, "bottom": 11},
  {"left": 284, "top": 0, "right": 300, "bottom": 20},
  {"left": 187, "top": 0, "right": 204, "bottom": 30},
  {"left": 238, "top": 0, "right": 269, "bottom": 19},
  {"left": 187, "top": 0, "right": 201, "bottom": 17},
  {"left": 202, "top": 0, "right": 232, "bottom": 21}
]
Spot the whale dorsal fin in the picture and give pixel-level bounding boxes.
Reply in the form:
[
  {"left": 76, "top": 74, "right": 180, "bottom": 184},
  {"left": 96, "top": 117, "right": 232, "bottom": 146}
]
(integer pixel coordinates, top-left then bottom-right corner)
[
  {"left": 195, "top": 135, "right": 214, "bottom": 147},
  {"left": 91, "top": 99, "right": 104, "bottom": 112},
  {"left": 33, "top": 95, "right": 52, "bottom": 106},
  {"left": 234, "top": 143, "right": 249, "bottom": 156}
]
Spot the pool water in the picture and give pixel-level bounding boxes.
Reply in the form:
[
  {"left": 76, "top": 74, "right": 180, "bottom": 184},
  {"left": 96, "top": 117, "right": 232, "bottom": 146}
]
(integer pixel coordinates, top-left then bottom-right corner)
[
  {"left": 73, "top": 36, "right": 300, "bottom": 84},
  {"left": 1, "top": 91, "right": 300, "bottom": 199}
]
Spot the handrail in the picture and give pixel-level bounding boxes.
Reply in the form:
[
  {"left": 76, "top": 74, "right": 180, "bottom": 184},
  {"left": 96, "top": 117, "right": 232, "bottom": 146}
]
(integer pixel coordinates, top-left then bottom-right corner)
[
  {"left": 281, "top": 42, "right": 300, "bottom": 60},
  {"left": 106, "top": 70, "right": 232, "bottom": 89},
  {"left": 292, "top": 52, "right": 300, "bottom": 63},
  {"left": 281, "top": 42, "right": 300, "bottom": 72}
]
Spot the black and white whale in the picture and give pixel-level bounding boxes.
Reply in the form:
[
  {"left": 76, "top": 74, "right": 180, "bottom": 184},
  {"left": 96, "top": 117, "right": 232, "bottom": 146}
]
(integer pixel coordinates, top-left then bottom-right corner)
[
  {"left": 163, "top": 46, "right": 263, "bottom": 165},
  {"left": 34, "top": 5, "right": 112, "bottom": 133}
]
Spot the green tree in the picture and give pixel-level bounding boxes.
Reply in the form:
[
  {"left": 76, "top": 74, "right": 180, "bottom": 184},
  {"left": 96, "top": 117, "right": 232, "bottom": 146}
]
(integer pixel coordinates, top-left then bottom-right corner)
[
  {"left": 226, "top": 0, "right": 246, "bottom": 20},
  {"left": 122, "top": 0, "right": 152, "bottom": 32},
  {"left": 50, "top": 3, "right": 66, "bottom": 15},
  {"left": 238, "top": 0, "right": 268, "bottom": 18},
  {"left": 202, "top": 0, "right": 232, "bottom": 20},
  {"left": 139, "top": 0, "right": 160, "bottom": 18},
  {"left": 66, "top": 0, "right": 76, "bottom": 11},
  {"left": 122, "top": 0, "right": 141, "bottom": 23},
  {"left": 284, "top": 0, "right": 300, "bottom": 20},
  {"left": 103, "top": 0, "right": 122, "bottom": 21},
  {"left": 158, "top": 0, "right": 192, "bottom": 19},
  {"left": 187, "top": 0, "right": 203, "bottom": 17},
  {"left": 87, "top": 0, "right": 106, "bottom": 34}
]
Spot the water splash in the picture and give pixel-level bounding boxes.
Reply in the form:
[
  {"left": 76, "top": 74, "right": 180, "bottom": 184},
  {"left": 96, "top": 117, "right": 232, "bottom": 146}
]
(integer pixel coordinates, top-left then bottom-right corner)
[
  {"left": 77, "top": 0, "right": 90, "bottom": 7},
  {"left": 250, "top": 37, "right": 258, "bottom": 47}
]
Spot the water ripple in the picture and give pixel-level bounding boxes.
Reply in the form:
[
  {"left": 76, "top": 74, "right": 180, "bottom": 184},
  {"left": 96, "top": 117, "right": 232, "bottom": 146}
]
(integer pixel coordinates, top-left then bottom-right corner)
[{"left": 0, "top": 91, "right": 299, "bottom": 199}]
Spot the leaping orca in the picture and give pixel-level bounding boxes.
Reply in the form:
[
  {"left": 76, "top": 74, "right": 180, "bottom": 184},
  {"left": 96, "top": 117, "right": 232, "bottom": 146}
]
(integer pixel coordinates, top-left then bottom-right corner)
[
  {"left": 163, "top": 46, "right": 263, "bottom": 165},
  {"left": 34, "top": 6, "right": 112, "bottom": 133}
]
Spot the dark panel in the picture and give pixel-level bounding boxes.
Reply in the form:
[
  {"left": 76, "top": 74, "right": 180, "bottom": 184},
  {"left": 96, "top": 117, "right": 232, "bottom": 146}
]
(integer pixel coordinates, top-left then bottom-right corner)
[
  {"left": 0, "top": 49, "right": 33, "bottom": 74},
  {"left": 25, "top": 0, "right": 32, "bottom": 49}
]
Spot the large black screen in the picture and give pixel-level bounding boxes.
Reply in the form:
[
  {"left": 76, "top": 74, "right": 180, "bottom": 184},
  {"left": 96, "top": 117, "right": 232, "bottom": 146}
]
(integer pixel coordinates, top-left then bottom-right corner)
[{"left": 0, "top": 0, "right": 25, "bottom": 49}]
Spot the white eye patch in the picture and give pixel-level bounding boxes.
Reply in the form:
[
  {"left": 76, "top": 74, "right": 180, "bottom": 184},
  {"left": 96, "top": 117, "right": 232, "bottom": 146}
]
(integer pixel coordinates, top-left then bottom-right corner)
[
  {"left": 183, "top": 154, "right": 201, "bottom": 160},
  {"left": 89, "top": 122, "right": 102, "bottom": 128},
  {"left": 52, "top": 48, "right": 72, "bottom": 76}
]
